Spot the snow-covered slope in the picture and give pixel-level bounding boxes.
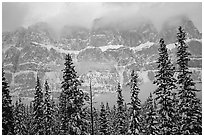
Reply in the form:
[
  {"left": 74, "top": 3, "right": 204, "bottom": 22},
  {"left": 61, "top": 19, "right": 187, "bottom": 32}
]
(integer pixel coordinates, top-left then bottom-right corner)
[
  {"left": 99, "top": 45, "right": 124, "bottom": 52},
  {"left": 129, "top": 41, "right": 155, "bottom": 51}
]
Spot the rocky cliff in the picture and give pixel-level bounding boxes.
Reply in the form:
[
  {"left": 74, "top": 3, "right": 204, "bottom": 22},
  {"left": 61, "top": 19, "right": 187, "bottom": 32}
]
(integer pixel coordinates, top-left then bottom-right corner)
[{"left": 2, "top": 17, "right": 202, "bottom": 103}]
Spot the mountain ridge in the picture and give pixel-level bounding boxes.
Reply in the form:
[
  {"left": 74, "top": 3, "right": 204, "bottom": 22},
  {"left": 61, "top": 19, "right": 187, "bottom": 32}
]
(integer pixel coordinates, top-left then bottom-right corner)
[{"left": 2, "top": 17, "right": 202, "bottom": 104}]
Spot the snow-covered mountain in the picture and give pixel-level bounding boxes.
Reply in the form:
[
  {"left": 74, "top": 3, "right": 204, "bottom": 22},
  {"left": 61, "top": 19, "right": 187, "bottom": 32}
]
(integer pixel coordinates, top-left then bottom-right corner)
[{"left": 2, "top": 17, "right": 202, "bottom": 104}]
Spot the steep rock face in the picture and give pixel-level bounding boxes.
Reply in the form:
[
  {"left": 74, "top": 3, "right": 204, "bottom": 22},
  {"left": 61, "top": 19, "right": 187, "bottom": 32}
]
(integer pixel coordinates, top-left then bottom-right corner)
[
  {"left": 3, "top": 46, "right": 21, "bottom": 73},
  {"left": 2, "top": 17, "right": 202, "bottom": 101},
  {"left": 104, "top": 47, "right": 135, "bottom": 65},
  {"left": 77, "top": 48, "right": 106, "bottom": 62},
  {"left": 80, "top": 70, "right": 119, "bottom": 94},
  {"left": 188, "top": 40, "right": 202, "bottom": 57},
  {"left": 120, "top": 23, "right": 159, "bottom": 47},
  {"left": 59, "top": 26, "right": 90, "bottom": 50},
  {"left": 160, "top": 17, "right": 202, "bottom": 44},
  {"left": 90, "top": 30, "right": 112, "bottom": 47}
]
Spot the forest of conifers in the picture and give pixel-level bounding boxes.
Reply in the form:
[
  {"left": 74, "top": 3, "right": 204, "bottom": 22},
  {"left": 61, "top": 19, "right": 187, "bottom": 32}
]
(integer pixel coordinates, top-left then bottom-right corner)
[{"left": 2, "top": 27, "right": 202, "bottom": 135}]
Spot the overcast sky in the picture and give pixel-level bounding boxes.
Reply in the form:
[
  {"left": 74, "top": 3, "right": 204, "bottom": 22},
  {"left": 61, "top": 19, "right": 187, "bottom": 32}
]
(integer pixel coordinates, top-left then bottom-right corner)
[{"left": 2, "top": 2, "right": 202, "bottom": 32}]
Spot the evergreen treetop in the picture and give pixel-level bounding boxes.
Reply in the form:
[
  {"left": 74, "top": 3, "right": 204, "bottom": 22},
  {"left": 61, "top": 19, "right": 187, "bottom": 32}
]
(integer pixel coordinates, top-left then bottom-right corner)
[
  {"left": 115, "top": 82, "right": 127, "bottom": 135},
  {"left": 32, "top": 76, "right": 44, "bottom": 135},
  {"left": 128, "top": 70, "right": 141, "bottom": 135},
  {"left": 99, "top": 102, "right": 109, "bottom": 135},
  {"left": 145, "top": 93, "right": 159, "bottom": 135},
  {"left": 14, "top": 98, "right": 27, "bottom": 135},
  {"left": 43, "top": 80, "right": 55, "bottom": 135},
  {"left": 59, "top": 54, "right": 87, "bottom": 135},
  {"left": 153, "top": 38, "right": 177, "bottom": 135},
  {"left": 176, "top": 26, "right": 202, "bottom": 135}
]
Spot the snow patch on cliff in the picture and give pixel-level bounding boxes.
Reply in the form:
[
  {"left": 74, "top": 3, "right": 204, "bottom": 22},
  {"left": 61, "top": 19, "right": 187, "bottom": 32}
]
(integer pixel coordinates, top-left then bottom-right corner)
[
  {"left": 32, "top": 42, "right": 80, "bottom": 55},
  {"left": 99, "top": 45, "right": 124, "bottom": 52},
  {"left": 130, "top": 41, "right": 154, "bottom": 51}
]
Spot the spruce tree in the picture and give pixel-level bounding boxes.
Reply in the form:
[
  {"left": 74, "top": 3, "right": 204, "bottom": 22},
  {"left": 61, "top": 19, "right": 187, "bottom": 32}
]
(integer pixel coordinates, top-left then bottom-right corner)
[
  {"left": 106, "top": 102, "right": 110, "bottom": 113},
  {"left": 110, "top": 105, "right": 117, "bottom": 135},
  {"left": 176, "top": 26, "right": 202, "bottom": 135},
  {"left": 2, "top": 68, "right": 15, "bottom": 135},
  {"left": 25, "top": 102, "right": 33, "bottom": 134},
  {"left": 59, "top": 54, "right": 87, "bottom": 135},
  {"left": 43, "top": 80, "right": 55, "bottom": 135},
  {"left": 13, "top": 98, "right": 27, "bottom": 135},
  {"left": 140, "top": 98, "right": 148, "bottom": 134},
  {"left": 93, "top": 107, "right": 100, "bottom": 135},
  {"left": 99, "top": 102, "right": 109, "bottom": 135},
  {"left": 53, "top": 102, "right": 61, "bottom": 135},
  {"left": 32, "top": 76, "right": 44, "bottom": 135},
  {"left": 171, "top": 92, "right": 180, "bottom": 134},
  {"left": 145, "top": 93, "right": 159, "bottom": 135},
  {"left": 105, "top": 102, "right": 112, "bottom": 134},
  {"left": 153, "top": 38, "right": 177, "bottom": 134},
  {"left": 124, "top": 102, "right": 129, "bottom": 134},
  {"left": 128, "top": 70, "right": 141, "bottom": 135},
  {"left": 115, "top": 83, "right": 127, "bottom": 134}
]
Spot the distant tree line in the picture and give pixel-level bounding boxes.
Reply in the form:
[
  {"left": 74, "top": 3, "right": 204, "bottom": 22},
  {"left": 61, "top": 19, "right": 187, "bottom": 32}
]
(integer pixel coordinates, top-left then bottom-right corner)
[{"left": 2, "top": 27, "right": 202, "bottom": 135}]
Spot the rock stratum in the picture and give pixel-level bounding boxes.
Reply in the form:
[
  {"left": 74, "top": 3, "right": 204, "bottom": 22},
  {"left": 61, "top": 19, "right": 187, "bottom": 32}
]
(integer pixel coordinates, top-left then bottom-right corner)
[{"left": 2, "top": 17, "right": 202, "bottom": 103}]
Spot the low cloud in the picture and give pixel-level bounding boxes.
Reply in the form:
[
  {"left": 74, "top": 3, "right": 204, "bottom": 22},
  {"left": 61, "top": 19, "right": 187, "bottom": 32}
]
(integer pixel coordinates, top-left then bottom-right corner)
[
  {"left": 2, "top": 2, "right": 202, "bottom": 33},
  {"left": 2, "top": 3, "right": 29, "bottom": 31}
]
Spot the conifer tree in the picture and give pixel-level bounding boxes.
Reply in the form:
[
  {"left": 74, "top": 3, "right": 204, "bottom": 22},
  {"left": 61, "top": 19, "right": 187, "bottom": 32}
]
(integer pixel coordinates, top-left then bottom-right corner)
[
  {"left": 145, "top": 93, "right": 159, "bottom": 135},
  {"left": 93, "top": 107, "right": 100, "bottom": 135},
  {"left": 25, "top": 102, "right": 33, "bottom": 134},
  {"left": 106, "top": 102, "right": 110, "bottom": 114},
  {"left": 115, "top": 83, "right": 127, "bottom": 134},
  {"left": 105, "top": 102, "right": 112, "bottom": 134},
  {"left": 140, "top": 98, "right": 149, "bottom": 134},
  {"left": 153, "top": 38, "right": 177, "bottom": 134},
  {"left": 123, "top": 102, "right": 129, "bottom": 133},
  {"left": 43, "top": 80, "right": 55, "bottom": 135},
  {"left": 59, "top": 54, "right": 87, "bottom": 135},
  {"left": 2, "top": 68, "right": 15, "bottom": 135},
  {"left": 176, "top": 26, "right": 202, "bottom": 135},
  {"left": 128, "top": 70, "right": 141, "bottom": 135},
  {"left": 110, "top": 105, "right": 117, "bottom": 135},
  {"left": 29, "top": 101, "right": 33, "bottom": 114},
  {"left": 13, "top": 98, "right": 27, "bottom": 135},
  {"left": 99, "top": 102, "right": 109, "bottom": 135},
  {"left": 53, "top": 102, "right": 61, "bottom": 135},
  {"left": 171, "top": 92, "right": 180, "bottom": 134},
  {"left": 32, "top": 76, "right": 44, "bottom": 135}
]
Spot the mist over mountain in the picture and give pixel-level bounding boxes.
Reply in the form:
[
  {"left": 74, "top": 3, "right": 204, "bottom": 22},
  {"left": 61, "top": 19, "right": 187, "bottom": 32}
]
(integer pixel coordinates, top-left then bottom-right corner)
[
  {"left": 3, "top": 2, "right": 202, "bottom": 33},
  {"left": 2, "top": 3, "right": 203, "bottom": 136},
  {"left": 2, "top": 14, "right": 202, "bottom": 107}
]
